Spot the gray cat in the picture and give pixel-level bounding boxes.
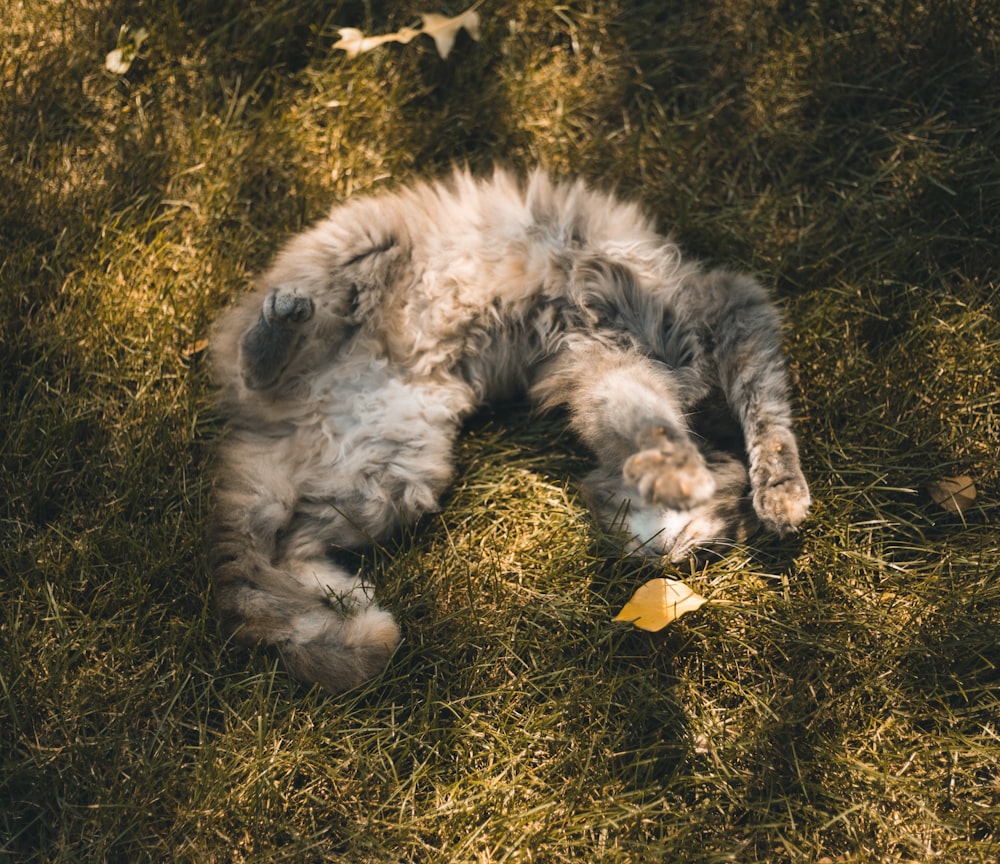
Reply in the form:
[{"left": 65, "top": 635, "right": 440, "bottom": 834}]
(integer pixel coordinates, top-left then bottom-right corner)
[{"left": 209, "top": 168, "right": 810, "bottom": 693}]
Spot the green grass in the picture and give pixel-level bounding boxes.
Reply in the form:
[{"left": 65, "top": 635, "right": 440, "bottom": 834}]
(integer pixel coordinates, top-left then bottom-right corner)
[{"left": 2, "top": 1, "right": 999, "bottom": 861}]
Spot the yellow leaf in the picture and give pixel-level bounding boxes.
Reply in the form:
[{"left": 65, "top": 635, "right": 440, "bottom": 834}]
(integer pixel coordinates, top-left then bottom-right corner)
[
  {"left": 613, "top": 577, "right": 707, "bottom": 632},
  {"left": 927, "top": 475, "right": 977, "bottom": 514}
]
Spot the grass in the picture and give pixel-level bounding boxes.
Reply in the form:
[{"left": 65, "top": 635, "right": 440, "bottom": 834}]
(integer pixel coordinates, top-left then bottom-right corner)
[{"left": 2, "top": 0, "right": 999, "bottom": 861}]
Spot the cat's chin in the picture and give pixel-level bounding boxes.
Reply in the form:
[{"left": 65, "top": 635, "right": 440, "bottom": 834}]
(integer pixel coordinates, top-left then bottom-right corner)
[
  {"left": 621, "top": 506, "right": 698, "bottom": 559},
  {"left": 618, "top": 500, "right": 761, "bottom": 563}
]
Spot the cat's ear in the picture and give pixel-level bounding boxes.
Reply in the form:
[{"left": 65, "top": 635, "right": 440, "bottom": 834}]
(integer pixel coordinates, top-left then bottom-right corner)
[{"left": 341, "top": 236, "right": 404, "bottom": 281}]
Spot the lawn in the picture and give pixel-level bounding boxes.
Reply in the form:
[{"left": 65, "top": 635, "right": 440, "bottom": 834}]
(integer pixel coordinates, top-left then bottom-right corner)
[{"left": 2, "top": 1, "right": 999, "bottom": 861}]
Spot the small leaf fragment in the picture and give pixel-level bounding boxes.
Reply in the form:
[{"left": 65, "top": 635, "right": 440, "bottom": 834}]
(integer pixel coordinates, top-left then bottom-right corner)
[
  {"left": 927, "top": 475, "right": 977, "bottom": 514},
  {"left": 105, "top": 25, "right": 148, "bottom": 74},
  {"left": 332, "top": 26, "right": 418, "bottom": 58},
  {"left": 105, "top": 48, "right": 130, "bottom": 75},
  {"left": 613, "top": 577, "right": 707, "bottom": 632}
]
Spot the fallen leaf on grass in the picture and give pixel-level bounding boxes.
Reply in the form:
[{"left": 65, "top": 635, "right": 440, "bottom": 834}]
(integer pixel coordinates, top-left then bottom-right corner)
[
  {"left": 333, "top": 2, "right": 482, "bottom": 59},
  {"left": 105, "top": 25, "right": 148, "bottom": 75},
  {"left": 927, "top": 475, "right": 977, "bottom": 514},
  {"left": 419, "top": 9, "right": 482, "bottom": 59},
  {"left": 332, "top": 26, "right": 419, "bottom": 58},
  {"left": 613, "top": 577, "right": 707, "bottom": 632}
]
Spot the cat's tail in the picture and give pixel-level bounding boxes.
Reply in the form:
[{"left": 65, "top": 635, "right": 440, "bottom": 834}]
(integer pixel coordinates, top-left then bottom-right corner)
[{"left": 209, "top": 519, "right": 401, "bottom": 693}]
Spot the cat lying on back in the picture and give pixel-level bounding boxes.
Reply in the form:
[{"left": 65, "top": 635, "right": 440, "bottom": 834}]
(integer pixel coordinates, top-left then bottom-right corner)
[{"left": 209, "top": 168, "right": 810, "bottom": 693}]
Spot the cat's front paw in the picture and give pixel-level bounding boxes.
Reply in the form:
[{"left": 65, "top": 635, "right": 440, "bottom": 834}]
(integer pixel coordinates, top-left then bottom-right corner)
[
  {"left": 264, "top": 289, "right": 314, "bottom": 325},
  {"left": 752, "top": 474, "right": 811, "bottom": 536},
  {"left": 623, "top": 434, "right": 715, "bottom": 510}
]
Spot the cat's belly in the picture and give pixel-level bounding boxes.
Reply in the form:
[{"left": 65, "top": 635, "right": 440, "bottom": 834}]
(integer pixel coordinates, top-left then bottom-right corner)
[{"left": 285, "top": 363, "right": 475, "bottom": 535}]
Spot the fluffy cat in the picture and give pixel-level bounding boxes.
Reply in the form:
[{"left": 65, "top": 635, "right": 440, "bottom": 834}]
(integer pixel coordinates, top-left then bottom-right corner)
[{"left": 209, "top": 168, "right": 810, "bottom": 693}]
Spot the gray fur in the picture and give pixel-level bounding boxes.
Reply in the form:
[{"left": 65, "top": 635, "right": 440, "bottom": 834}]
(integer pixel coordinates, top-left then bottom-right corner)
[{"left": 209, "top": 167, "right": 810, "bottom": 693}]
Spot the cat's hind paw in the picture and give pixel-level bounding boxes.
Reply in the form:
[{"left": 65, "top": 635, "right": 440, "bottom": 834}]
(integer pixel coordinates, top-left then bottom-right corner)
[
  {"left": 623, "top": 435, "right": 716, "bottom": 510},
  {"left": 264, "top": 288, "right": 314, "bottom": 325}
]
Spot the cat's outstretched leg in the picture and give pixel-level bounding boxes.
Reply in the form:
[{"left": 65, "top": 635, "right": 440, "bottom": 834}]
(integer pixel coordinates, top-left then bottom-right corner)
[
  {"left": 532, "top": 337, "right": 764, "bottom": 558},
  {"left": 532, "top": 337, "right": 715, "bottom": 512},
  {"left": 698, "top": 270, "right": 812, "bottom": 535}
]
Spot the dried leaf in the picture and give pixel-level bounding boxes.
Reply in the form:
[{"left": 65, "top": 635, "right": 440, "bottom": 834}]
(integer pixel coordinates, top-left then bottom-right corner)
[
  {"left": 332, "top": 26, "right": 418, "bottom": 59},
  {"left": 613, "top": 577, "right": 707, "bottom": 632},
  {"left": 332, "top": 3, "right": 481, "bottom": 60},
  {"left": 105, "top": 25, "right": 148, "bottom": 74},
  {"left": 105, "top": 48, "right": 131, "bottom": 75},
  {"left": 927, "top": 475, "right": 977, "bottom": 514},
  {"left": 419, "top": 8, "right": 481, "bottom": 59}
]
